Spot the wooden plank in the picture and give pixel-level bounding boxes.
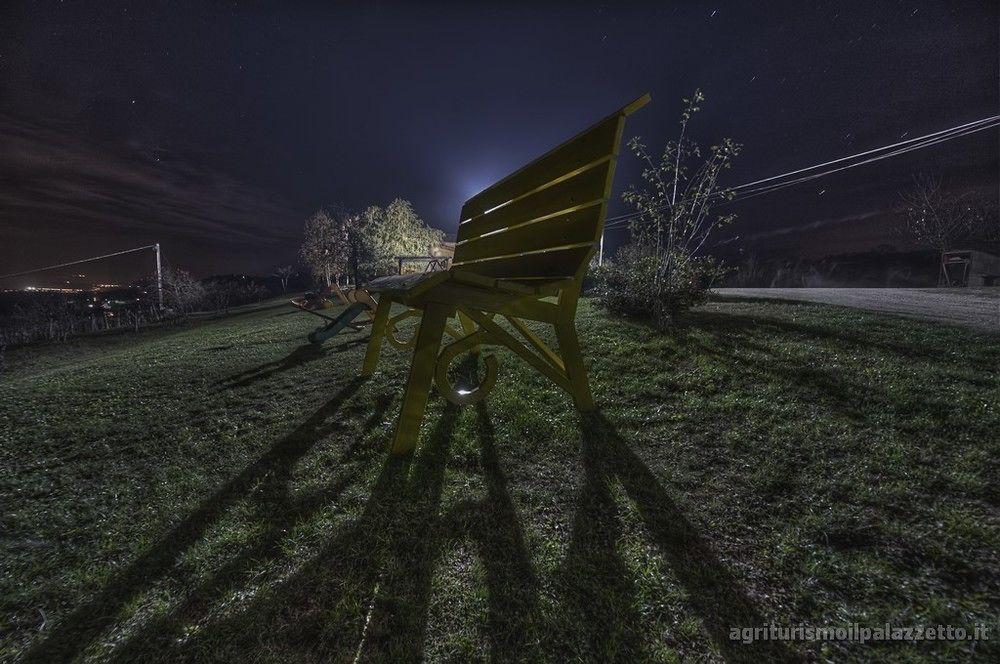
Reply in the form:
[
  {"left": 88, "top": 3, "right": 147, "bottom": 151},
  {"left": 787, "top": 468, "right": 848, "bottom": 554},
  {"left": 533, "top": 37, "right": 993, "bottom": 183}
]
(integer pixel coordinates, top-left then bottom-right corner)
[
  {"left": 459, "top": 210, "right": 603, "bottom": 262},
  {"left": 621, "top": 93, "right": 652, "bottom": 116},
  {"left": 523, "top": 277, "right": 575, "bottom": 296},
  {"left": 452, "top": 245, "right": 594, "bottom": 281},
  {"left": 507, "top": 316, "right": 565, "bottom": 371},
  {"left": 391, "top": 302, "right": 451, "bottom": 453},
  {"left": 460, "top": 115, "right": 622, "bottom": 221},
  {"left": 449, "top": 270, "right": 497, "bottom": 289},
  {"left": 454, "top": 204, "right": 602, "bottom": 263},
  {"left": 461, "top": 308, "right": 572, "bottom": 394},
  {"left": 457, "top": 159, "right": 612, "bottom": 242},
  {"left": 361, "top": 295, "right": 394, "bottom": 376},
  {"left": 415, "top": 282, "right": 562, "bottom": 322},
  {"left": 365, "top": 270, "right": 451, "bottom": 298},
  {"left": 451, "top": 270, "right": 537, "bottom": 295}
]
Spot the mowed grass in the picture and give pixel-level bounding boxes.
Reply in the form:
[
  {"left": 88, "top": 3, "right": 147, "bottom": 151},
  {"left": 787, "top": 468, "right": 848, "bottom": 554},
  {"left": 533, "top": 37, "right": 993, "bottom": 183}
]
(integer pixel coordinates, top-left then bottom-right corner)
[{"left": 1, "top": 296, "right": 998, "bottom": 663}]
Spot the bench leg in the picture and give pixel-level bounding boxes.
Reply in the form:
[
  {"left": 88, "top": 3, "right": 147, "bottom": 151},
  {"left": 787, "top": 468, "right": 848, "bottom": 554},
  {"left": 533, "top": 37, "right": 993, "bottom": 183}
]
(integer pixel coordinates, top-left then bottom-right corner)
[
  {"left": 457, "top": 310, "right": 479, "bottom": 356},
  {"left": 555, "top": 319, "right": 596, "bottom": 412},
  {"left": 361, "top": 295, "right": 394, "bottom": 376},
  {"left": 391, "top": 303, "right": 450, "bottom": 454}
]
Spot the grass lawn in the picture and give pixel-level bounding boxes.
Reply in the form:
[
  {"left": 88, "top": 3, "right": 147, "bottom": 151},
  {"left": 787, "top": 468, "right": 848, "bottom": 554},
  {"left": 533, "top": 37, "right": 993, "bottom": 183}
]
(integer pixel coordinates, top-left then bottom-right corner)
[{"left": 1, "top": 296, "right": 998, "bottom": 662}]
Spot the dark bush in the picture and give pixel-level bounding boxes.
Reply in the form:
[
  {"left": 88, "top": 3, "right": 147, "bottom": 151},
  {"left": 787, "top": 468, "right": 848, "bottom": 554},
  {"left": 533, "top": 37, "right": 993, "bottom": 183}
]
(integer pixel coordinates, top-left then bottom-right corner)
[{"left": 593, "top": 244, "right": 727, "bottom": 330}]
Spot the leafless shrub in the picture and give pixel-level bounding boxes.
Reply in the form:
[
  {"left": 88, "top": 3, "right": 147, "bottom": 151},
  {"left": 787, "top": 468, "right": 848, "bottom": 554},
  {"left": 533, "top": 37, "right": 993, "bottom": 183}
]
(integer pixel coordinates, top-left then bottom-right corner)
[
  {"left": 730, "top": 253, "right": 770, "bottom": 287},
  {"left": 162, "top": 265, "right": 207, "bottom": 314},
  {"left": 273, "top": 265, "right": 295, "bottom": 292},
  {"left": 596, "top": 89, "right": 738, "bottom": 328},
  {"left": 202, "top": 279, "right": 270, "bottom": 312}
]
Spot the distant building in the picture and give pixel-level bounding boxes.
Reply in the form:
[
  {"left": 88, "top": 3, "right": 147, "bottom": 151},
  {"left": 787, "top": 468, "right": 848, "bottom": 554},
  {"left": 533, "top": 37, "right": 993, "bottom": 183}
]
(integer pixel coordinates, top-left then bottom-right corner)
[{"left": 940, "top": 250, "right": 1000, "bottom": 286}]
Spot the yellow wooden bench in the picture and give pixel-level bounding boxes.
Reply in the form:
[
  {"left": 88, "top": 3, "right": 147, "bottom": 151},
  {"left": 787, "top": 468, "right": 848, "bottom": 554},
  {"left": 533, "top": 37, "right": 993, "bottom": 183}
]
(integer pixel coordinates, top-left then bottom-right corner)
[{"left": 361, "top": 94, "right": 650, "bottom": 453}]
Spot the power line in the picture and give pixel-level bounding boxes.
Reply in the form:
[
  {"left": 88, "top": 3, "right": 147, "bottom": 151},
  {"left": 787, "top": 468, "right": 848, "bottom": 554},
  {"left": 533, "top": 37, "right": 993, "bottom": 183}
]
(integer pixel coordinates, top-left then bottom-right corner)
[
  {"left": 606, "top": 115, "right": 998, "bottom": 227},
  {"left": 695, "top": 122, "right": 992, "bottom": 208},
  {"left": 604, "top": 116, "right": 998, "bottom": 229},
  {"left": 601, "top": 115, "right": 1000, "bottom": 232},
  {"left": 603, "top": 116, "right": 998, "bottom": 230},
  {"left": 1, "top": 243, "right": 165, "bottom": 309},
  {"left": 0, "top": 245, "right": 158, "bottom": 280},
  {"left": 723, "top": 117, "right": 998, "bottom": 203},
  {"left": 731, "top": 115, "right": 997, "bottom": 192}
]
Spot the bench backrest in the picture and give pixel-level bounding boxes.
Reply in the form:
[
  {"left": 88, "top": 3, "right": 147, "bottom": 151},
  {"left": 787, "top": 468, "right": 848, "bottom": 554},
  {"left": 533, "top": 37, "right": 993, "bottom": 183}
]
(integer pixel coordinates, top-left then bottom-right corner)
[{"left": 452, "top": 94, "right": 649, "bottom": 285}]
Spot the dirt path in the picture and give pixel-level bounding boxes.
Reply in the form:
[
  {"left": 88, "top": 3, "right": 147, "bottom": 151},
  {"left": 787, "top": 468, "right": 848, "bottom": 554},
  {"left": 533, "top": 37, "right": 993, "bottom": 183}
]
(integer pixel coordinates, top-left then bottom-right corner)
[{"left": 713, "top": 287, "right": 1000, "bottom": 332}]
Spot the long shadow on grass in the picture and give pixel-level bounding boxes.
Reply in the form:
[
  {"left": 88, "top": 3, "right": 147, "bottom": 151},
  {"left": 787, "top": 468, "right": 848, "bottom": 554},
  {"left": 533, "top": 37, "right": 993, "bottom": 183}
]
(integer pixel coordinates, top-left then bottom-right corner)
[
  {"left": 551, "top": 417, "right": 644, "bottom": 661},
  {"left": 689, "top": 312, "right": 959, "bottom": 428},
  {"left": 342, "top": 403, "right": 539, "bottom": 661},
  {"left": 568, "top": 413, "right": 798, "bottom": 663},
  {"left": 211, "top": 338, "right": 366, "bottom": 392},
  {"left": 149, "top": 406, "right": 460, "bottom": 662},
  {"left": 428, "top": 404, "right": 540, "bottom": 660},
  {"left": 468, "top": 404, "right": 539, "bottom": 659},
  {"left": 104, "top": 391, "right": 396, "bottom": 662},
  {"left": 144, "top": 402, "right": 538, "bottom": 662},
  {"left": 211, "top": 342, "right": 327, "bottom": 390},
  {"left": 21, "top": 377, "right": 367, "bottom": 664},
  {"left": 358, "top": 405, "right": 461, "bottom": 661},
  {"left": 693, "top": 307, "right": 988, "bottom": 366}
]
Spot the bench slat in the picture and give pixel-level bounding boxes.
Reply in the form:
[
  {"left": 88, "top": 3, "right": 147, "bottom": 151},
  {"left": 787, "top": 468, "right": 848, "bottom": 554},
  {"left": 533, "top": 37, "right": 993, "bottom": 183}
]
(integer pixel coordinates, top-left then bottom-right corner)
[
  {"left": 454, "top": 204, "right": 603, "bottom": 263},
  {"left": 456, "top": 158, "right": 613, "bottom": 245},
  {"left": 453, "top": 244, "right": 593, "bottom": 280},
  {"left": 460, "top": 115, "right": 622, "bottom": 221}
]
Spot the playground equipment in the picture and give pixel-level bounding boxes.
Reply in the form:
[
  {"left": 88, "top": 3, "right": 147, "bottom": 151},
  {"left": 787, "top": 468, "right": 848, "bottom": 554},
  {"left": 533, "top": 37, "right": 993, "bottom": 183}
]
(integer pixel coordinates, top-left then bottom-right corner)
[
  {"left": 361, "top": 94, "right": 650, "bottom": 453},
  {"left": 291, "top": 254, "right": 451, "bottom": 344},
  {"left": 290, "top": 284, "right": 377, "bottom": 344}
]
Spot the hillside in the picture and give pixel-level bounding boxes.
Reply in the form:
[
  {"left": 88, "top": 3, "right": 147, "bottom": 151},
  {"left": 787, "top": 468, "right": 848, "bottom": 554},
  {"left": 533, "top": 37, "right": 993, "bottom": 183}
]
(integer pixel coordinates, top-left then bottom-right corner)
[{"left": 2, "top": 297, "right": 998, "bottom": 662}]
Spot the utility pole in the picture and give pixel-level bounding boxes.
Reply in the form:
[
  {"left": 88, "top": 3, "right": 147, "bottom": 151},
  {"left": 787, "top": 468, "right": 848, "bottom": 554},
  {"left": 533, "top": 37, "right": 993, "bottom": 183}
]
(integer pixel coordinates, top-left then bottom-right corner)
[
  {"left": 154, "top": 243, "right": 164, "bottom": 308},
  {"left": 598, "top": 232, "right": 604, "bottom": 266}
]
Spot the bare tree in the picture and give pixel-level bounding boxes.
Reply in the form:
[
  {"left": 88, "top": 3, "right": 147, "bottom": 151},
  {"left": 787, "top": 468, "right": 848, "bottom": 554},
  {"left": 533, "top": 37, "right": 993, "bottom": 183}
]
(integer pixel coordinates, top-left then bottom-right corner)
[
  {"left": 299, "top": 207, "right": 355, "bottom": 286},
  {"left": 162, "top": 265, "right": 206, "bottom": 314},
  {"left": 273, "top": 265, "right": 295, "bottom": 292},
  {"left": 898, "top": 175, "right": 985, "bottom": 253},
  {"left": 898, "top": 176, "right": 992, "bottom": 284}
]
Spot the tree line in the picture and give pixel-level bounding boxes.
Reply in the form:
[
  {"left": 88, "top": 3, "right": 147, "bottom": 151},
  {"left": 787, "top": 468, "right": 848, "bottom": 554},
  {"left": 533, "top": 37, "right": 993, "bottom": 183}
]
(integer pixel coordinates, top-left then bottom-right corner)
[{"left": 299, "top": 199, "right": 444, "bottom": 286}]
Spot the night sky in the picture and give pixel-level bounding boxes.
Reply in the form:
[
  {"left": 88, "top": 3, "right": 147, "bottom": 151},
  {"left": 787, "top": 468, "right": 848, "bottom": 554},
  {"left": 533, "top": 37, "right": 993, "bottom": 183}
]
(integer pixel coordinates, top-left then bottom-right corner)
[{"left": 1, "top": 1, "right": 996, "bottom": 285}]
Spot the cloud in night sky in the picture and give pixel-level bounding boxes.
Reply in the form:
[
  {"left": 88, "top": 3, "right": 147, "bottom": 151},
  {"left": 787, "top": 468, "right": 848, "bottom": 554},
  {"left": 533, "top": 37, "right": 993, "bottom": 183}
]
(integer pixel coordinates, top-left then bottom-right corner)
[
  {"left": 727, "top": 210, "right": 897, "bottom": 257},
  {"left": 0, "top": 115, "right": 303, "bottom": 277},
  {"left": 0, "top": 0, "right": 996, "bottom": 281},
  {"left": 739, "top": 210, "right": 883, "bottom": 242}
]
